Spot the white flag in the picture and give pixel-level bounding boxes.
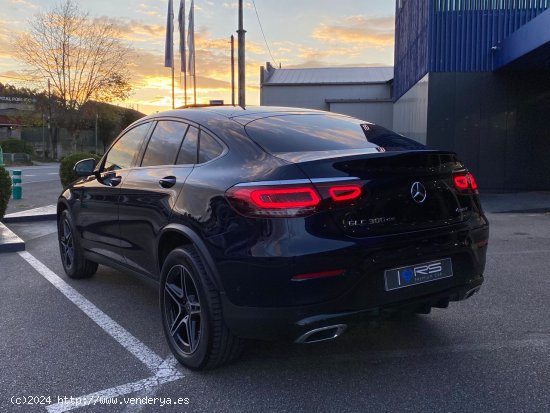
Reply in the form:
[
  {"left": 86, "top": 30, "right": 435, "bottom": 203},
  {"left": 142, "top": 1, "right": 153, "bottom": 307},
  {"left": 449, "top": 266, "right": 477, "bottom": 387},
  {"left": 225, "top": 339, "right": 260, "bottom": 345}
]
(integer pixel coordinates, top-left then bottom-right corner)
[
  {"left": 187, "top": 0, "right": 195, "bottom": 76},
  {"left": 178, "top": 0, "right": 186, "bottom": 73},
  {"left": 164, "top": 0, "right": 174, "bottom": 68}
]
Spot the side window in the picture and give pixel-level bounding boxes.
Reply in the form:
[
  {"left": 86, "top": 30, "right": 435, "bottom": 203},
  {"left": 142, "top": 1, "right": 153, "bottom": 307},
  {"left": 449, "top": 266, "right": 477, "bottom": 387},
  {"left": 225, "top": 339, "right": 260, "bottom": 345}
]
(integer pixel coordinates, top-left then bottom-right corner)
[
  {"left": 176, "top": 126, "right": 199, "bottom": 165},
  {"left": 198, "top": 131, "right": 223, "bottom": 164},
  {"left": 104, "top": 123, "right": 150, "bottom": 171},
  {"left": 141, "top": 121, "right": 189, "bottom": 167}
]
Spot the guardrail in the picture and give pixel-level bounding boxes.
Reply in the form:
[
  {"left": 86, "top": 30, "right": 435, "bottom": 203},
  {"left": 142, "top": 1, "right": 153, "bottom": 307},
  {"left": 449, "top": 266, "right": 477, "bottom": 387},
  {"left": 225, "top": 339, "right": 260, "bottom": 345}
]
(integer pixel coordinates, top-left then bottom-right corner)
[{"left": 2, "top": 153, "right": 31, "bottom": 165}]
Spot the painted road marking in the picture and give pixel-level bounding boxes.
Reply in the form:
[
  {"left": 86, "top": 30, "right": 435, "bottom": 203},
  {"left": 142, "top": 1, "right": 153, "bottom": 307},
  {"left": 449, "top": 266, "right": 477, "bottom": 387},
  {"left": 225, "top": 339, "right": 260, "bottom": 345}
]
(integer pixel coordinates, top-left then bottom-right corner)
[
  {"left": 17, "top": 251, "right": 163, "bottom": 371},
  {"left": 46, "top": 357, "right": 184, "bottom": 413},
  {"left": 17, "top": 251, "right": 185, "bottom": 412}
]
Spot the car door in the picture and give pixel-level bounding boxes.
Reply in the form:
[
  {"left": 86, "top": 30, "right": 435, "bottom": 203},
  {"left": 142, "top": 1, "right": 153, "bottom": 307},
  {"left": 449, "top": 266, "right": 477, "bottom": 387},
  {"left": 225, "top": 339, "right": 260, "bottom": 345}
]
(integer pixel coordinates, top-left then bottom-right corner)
[
  {"left": 74, "top": 122, "right": 152, "bottom": 264},
  {"left": 118, "top": 120, "right": 199, "bottom": 277}
]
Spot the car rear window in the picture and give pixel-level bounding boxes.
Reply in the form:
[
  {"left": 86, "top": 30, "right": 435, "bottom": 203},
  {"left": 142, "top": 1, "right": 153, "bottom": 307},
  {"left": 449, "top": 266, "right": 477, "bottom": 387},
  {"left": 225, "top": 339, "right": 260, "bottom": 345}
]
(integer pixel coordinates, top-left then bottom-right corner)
[
  {"left": 244, "top": 114, "right": 380, "bottom": 153},
  {"left": 198, "top": 131, "right": 223, "bottom": 163}
]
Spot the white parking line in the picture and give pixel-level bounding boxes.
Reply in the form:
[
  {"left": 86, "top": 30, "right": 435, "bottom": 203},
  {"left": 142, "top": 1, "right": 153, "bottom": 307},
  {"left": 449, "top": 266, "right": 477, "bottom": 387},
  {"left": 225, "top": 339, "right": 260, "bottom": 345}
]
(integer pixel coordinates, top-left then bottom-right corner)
[
  {"left": 17, "top": 251, "right": 186, "bottom": 412},
  {"left": 46, "top": 357, "right": 184, "bottom": 413},
  {"left": 18, "top": 251, "right": 163, "bottom": 371}
]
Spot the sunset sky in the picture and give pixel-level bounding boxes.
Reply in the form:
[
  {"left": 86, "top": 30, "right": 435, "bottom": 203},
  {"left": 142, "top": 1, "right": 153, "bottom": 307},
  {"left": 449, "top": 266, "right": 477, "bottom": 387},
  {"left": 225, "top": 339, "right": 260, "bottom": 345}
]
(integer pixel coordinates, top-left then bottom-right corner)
[{"left": 0, "top": 0, "right": 396, "bottom": 114}]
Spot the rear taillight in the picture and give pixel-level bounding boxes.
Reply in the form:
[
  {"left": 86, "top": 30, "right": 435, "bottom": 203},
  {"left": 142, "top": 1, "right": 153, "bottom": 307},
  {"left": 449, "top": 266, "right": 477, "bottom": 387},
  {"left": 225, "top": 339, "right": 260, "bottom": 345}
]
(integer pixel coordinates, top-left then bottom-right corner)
[
  {"left": 226, "top": 180, "right": 364, "bottom": 218},
  {"left": 454, "top": 172, "right": 479, "bottom": 194},
  {"left": 328, "top": 185, "right": 362, "bottom": 202}
]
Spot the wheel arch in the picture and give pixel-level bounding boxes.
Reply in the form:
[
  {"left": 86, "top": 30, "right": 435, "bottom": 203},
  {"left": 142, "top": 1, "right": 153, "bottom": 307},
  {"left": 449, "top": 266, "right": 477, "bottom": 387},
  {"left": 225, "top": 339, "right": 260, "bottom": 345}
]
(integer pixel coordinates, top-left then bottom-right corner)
[{"left": 157, "top": 224, "right": 223, "bottom": 292}]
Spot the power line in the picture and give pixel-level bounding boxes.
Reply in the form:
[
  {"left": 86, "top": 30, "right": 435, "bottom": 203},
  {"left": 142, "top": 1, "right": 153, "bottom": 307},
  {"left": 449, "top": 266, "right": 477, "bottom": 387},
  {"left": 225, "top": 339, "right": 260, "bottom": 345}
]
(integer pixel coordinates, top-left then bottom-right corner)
[{"left": 251, "top": 0, "right": 278, "bottom": 66}]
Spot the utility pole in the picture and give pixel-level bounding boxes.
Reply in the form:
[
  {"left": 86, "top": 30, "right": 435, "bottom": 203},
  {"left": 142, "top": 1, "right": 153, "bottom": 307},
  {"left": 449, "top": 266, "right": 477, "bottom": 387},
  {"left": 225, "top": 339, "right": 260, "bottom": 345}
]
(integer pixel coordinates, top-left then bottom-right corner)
[
  {"left": 237, "top": 0, "right": 246, "bottom": 108},
  {"left": 47, "top": 79, "right": 53, "bottom": 160},
  {"left": 95, "top": 113, "right": 98, "bottom": 154},
  {"left": 231, "top": 35, "right": 235, "bottom": 106}
]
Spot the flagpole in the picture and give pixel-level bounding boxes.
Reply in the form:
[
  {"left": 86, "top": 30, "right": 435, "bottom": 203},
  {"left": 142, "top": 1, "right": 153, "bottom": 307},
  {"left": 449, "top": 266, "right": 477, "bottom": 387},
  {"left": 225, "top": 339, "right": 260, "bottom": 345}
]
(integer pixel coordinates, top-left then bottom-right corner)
[
  {"left": 171, "top": 2, "right": 175, "bottom": 109},
  {"left": 193, "top": 56, "right": 197, "bottom": 105},
  {"left": 172, "top": 62, "right": 175, "bottom": 110},
  {"left": 237, "top": 0, "right": 246, "bottom": 107}
]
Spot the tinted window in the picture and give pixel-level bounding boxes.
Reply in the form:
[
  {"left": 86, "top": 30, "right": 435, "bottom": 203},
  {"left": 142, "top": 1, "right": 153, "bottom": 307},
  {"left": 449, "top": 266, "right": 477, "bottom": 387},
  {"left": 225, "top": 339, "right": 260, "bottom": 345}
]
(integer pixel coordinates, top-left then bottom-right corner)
[
  {"left": 198, "top": 131, "right": 223, "bottom": 163},
  {"left": 142, "top": 121, "right": 188, "bottom": 167},
  {"left": 176, "top": 126, "right": 199, "bottom": 165},
  {"left": 104, "top": 123, "right": 150, "bottom": 171},
  {"left": 361, "top": 124, "right": 425, "bottom": 151},
  {"left": 245, "top": 114, "right": 379, "bottom": 153}
]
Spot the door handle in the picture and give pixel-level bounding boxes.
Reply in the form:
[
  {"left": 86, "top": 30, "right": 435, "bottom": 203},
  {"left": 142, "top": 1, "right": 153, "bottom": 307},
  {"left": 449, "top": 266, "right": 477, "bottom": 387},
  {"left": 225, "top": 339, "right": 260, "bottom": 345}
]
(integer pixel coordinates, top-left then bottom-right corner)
[{"left": 159, "top": 176, "right": 177, "bottom": 188}]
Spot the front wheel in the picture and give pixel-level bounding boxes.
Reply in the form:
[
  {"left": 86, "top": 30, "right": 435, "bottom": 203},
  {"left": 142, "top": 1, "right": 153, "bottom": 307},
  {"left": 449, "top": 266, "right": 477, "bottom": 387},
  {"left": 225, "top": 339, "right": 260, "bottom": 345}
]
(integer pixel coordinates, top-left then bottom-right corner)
[
  {"left": 58, "top": 210, "right": 98, "bottom": 279},
  {"left": 160, "top": 246, "right": 244, "bottom": 370}
]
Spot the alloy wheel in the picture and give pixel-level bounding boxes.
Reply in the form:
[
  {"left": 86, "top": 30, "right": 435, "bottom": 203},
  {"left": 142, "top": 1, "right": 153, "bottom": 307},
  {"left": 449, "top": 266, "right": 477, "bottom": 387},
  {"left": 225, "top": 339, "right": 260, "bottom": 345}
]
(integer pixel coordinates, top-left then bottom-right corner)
[
  {"left": 59, "top": 219, "right": 75, "bottom": 270},
  {"left": 164, "top": 264, "right": 203, "bottom": 355}
]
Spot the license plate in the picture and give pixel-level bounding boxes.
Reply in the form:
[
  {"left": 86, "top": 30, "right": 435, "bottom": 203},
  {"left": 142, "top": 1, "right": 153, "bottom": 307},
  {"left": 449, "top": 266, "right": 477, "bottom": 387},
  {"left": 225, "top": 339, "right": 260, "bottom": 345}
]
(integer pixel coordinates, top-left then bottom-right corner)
[{"left": 384, "top": 258, "right": 453, "bottom": 291}]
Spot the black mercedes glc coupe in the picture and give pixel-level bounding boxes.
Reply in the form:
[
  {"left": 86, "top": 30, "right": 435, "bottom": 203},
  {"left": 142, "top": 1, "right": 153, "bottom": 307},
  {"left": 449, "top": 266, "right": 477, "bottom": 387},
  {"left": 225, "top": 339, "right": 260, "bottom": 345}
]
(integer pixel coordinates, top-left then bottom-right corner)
[{"left": 57, "top": 106, "right": 489, "bottom": 370}]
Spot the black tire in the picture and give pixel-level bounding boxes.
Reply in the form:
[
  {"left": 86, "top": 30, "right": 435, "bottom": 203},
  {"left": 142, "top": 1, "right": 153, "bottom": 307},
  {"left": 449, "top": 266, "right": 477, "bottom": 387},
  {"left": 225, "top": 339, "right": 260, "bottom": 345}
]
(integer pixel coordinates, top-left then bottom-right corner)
[
  {"left": 160, "top": 246, "right": 244, "bottom": 370},
  {"left": 58, "top": 210, "right": 98, "bottom": 279}
]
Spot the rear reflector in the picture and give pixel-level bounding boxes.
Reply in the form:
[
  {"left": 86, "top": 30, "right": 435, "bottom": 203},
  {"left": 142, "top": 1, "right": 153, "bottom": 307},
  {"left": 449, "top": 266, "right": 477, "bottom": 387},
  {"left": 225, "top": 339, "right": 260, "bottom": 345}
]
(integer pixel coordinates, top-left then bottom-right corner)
[{"left": 291, "top": 269, "right": 345, "bottom": 281}]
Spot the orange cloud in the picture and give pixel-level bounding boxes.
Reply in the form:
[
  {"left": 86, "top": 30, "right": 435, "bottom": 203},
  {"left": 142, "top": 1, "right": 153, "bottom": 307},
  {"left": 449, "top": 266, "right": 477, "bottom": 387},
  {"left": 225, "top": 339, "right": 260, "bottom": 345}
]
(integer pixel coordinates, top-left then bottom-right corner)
[{"left": 313, "top": 15, "right": 395, "bottom": 48}]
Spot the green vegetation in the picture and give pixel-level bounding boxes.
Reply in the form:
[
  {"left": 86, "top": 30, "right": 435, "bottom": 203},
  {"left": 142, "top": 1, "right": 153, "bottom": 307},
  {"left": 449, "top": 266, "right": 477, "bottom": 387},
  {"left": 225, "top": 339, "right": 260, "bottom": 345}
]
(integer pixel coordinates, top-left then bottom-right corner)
[
  {"left": 0, "top": 139, "right": 34, "bottom": 155},
  {"left": 60, "top": 152, "right": 101, "bottom": 187},
  {"left": 0, "top": 166, "right": 11, "bottom": 219}
]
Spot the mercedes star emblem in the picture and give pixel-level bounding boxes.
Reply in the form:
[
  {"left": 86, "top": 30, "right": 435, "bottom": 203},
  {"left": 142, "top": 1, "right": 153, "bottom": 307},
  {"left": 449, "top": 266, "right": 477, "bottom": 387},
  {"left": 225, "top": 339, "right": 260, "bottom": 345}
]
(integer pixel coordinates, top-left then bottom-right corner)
[{"left": 411, "top": 182, "right": 427, "bottom": 204}]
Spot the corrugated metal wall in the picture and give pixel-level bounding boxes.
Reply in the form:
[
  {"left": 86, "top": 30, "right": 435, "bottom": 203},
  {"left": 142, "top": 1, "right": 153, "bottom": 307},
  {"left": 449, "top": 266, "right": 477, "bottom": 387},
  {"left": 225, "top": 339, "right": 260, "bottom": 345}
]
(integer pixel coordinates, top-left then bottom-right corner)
[
  {"left": 395, "top": 0, "right": 550, "bottom": 99},
  {"left": 394, "top": 0, "right": 431, "bottom": 101}
]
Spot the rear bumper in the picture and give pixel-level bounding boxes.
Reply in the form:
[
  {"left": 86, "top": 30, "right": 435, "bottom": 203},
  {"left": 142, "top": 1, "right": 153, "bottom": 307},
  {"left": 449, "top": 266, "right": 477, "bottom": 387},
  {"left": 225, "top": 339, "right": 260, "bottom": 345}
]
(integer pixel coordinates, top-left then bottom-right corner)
[
  {"left": 214, "top": 218, "right": 489, "bottom": 341},
  {"left": 222, "top": 276, "right": 483, "bottom": 341}
]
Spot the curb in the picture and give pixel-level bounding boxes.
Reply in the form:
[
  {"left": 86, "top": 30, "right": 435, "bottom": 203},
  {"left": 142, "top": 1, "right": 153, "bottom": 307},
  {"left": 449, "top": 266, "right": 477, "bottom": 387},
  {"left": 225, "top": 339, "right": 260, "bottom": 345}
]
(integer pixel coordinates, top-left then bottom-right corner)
[
  {"left": 2, "top": 205, "right": 57, "bottom": 224},
  {"left": 0, "top": 223, "right": 25, "bottom": 253}
]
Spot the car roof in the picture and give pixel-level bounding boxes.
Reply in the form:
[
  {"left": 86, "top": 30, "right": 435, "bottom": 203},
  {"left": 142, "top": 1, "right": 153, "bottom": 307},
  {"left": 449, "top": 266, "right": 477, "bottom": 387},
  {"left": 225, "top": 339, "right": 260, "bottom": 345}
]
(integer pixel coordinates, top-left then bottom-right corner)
[{"left": 143, "top": 105, "right": 334, "bottom": 126}]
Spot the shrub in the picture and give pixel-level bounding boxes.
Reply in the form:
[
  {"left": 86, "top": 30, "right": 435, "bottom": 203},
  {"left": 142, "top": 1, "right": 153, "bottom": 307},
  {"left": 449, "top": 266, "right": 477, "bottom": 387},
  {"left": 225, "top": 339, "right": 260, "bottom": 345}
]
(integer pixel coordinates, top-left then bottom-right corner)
[
  {"left": 60, "top": 152, "right": 101, "bottom": 187},
  {"left": 0, "top": 166, "right": 11, "bottom": 219},
  {"left": 0, "top": 139, "right": 33, "bottom": 155}
]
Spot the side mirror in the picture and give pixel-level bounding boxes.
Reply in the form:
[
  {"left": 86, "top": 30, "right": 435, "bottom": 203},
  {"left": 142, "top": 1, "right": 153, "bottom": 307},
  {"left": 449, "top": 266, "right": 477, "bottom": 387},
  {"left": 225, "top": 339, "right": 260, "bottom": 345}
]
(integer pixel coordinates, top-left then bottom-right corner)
[{"left": 74, "top": 158, "right": 97, "bottom": 177}]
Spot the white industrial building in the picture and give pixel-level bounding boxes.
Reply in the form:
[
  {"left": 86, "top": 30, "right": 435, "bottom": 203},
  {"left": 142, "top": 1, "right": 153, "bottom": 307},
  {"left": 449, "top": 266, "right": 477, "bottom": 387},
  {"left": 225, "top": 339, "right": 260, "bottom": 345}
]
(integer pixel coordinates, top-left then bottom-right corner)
[{"left": 260, "top": 63, "right": 394, "bottom": 129}]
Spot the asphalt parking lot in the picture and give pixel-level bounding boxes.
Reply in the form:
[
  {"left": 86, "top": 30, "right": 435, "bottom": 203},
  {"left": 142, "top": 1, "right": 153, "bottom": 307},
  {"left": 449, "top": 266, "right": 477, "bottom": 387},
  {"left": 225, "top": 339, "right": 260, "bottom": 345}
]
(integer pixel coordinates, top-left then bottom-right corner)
[{"left": 0, "top": 212, "right": 549, "bottom": 412}]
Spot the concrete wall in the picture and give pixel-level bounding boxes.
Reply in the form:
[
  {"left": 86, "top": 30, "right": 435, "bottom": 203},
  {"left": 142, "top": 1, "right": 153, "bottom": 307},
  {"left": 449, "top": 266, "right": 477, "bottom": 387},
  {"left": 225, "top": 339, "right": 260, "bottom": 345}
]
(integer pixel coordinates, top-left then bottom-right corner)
[
  {"left": 261, "top": 83, "right": 393, "bottom": 127},
  {"left": 393, "top": 74, "right": 429, "bottom": 144}
]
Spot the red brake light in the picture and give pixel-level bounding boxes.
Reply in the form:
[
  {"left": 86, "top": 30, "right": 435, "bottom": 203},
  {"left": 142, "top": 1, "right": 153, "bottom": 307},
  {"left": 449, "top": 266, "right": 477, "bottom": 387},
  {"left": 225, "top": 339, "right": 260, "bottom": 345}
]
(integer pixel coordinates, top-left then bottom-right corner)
[
  {"left": 454, "top": 175, "right": 469, "bottom": 190},
  {"left": 454, "top": 172, "right": 479, "bottom": 193},
  {"left": 328, "top": 185, "right": 362, "bottom": 202},
  {"left": 467, "top": 173, "right": 478, "bottom": 191},
  {"left": 249, "top": 187, "right": 320, "bottom": 209},
  {"left": 226, "top": 184, "right": 322, "bottom": 218},
  {"left": 226, "top": 179, "right": 365, "bottom": 218}
]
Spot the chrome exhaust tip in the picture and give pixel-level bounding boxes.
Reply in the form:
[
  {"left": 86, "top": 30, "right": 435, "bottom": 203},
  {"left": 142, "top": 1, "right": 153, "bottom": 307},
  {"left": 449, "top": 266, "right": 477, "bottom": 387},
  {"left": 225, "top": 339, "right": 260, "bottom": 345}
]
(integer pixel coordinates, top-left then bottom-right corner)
[{"left": 295, "top": 324, "right": 348, "bottom": 344}]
